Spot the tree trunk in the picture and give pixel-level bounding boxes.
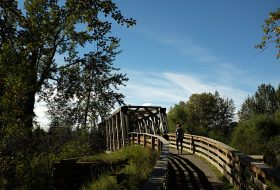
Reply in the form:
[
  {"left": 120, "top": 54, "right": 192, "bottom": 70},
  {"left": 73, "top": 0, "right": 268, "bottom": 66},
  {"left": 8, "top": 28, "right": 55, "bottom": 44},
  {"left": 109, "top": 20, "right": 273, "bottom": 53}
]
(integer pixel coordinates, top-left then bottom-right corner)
[
  {"left": 83, "top": 89, "right": 91, "bottom": 128},
  {"left": 24, "top": 90, "right": 36, "bottom": 129}
]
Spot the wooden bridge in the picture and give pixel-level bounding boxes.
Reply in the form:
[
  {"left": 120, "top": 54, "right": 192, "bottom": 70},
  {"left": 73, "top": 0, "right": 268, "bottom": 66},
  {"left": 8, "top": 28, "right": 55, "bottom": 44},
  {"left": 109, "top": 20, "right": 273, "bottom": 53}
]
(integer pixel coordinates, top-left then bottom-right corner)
[{"left": 105, "top": 105, "right": 280, "bottom": 190}]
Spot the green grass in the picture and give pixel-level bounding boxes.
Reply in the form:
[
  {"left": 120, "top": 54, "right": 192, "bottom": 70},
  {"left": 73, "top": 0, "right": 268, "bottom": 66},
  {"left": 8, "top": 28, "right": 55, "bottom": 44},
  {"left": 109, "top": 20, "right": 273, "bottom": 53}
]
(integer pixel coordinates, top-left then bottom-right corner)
[
  {"left": 80, "top": 145, "right": 158, "bottom": 190},
  {"left": 266, "top": 180, "right": 280, "bottom": 190}
]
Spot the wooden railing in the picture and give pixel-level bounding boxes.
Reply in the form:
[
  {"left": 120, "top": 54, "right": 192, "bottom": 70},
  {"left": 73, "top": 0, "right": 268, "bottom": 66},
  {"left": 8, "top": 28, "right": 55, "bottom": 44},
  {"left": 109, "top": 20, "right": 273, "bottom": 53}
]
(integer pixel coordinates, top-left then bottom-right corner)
[
  {"left": 169, "top": 133, "right": 280, "bottom": 190},
  {"left": 128, "top": 132, "right": 169, "bottom": 189}
]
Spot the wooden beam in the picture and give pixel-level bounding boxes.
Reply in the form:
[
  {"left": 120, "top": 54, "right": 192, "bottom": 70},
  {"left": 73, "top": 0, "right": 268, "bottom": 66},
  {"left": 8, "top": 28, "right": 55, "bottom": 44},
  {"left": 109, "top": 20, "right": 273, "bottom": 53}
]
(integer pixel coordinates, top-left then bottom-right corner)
[{"left": 120, "top": 110, "right": 126, "bottom": 147}]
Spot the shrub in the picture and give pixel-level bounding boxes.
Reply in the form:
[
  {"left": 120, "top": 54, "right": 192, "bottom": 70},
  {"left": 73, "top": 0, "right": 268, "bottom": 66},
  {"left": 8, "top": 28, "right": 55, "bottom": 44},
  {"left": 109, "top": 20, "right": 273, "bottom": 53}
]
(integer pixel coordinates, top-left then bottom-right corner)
[{"left": 81, "top": 146, "right": 157, "bottom": 190}]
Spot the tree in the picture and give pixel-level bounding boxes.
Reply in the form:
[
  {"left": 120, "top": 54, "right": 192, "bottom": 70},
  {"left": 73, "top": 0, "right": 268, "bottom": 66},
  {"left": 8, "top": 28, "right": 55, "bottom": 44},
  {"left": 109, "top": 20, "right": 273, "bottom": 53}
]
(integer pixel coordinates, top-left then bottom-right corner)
[
  {"left": 186, "top": 92, "right": 235, "bottom": 138},
  {"left": 231, "top": 113, "right": 280, "bottom": 168},
  {"left": 265, "top": 135, "right": 280, "bottom": 169},
  {"left": 167, "top": 101, "right": 188, "bottom": 132},
  {"left": 233, "top": 84, "right": 280, "bottom": 168},
  {"left": 167, "top": 91, "right": 235, "bottom": 142},
  {"left": 0, "top": 0, "right": 136, "bottom": 129},
  {"left": 256, "top": 8, "right": 280, "bottom": 59},
  {"left": 238, "top": 84, "right": 280, "bottom": 121},
  {"left": 47, "top": 38, "right": 128, "bottom": 128},
  {"left": 0, "top": 1, "right": 135, "bottom": 188}
]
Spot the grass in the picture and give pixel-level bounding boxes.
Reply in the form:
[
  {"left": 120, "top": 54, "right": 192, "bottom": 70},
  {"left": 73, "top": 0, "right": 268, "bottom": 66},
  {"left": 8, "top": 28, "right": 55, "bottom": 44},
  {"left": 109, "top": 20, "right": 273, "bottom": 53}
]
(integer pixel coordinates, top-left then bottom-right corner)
[
  {"left": 80, "top": 145, "right": 158, "bottom": 190},
  {"left": 266, "top": 180, "right": 280, "bottom": 190}
]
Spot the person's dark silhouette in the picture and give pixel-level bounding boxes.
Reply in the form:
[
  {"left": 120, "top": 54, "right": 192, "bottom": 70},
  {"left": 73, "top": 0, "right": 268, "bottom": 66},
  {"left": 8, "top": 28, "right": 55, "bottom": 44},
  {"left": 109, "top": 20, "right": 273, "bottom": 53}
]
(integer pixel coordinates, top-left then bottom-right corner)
[{"left": 175, "top": 123, "right": 184, "bottom": 154}]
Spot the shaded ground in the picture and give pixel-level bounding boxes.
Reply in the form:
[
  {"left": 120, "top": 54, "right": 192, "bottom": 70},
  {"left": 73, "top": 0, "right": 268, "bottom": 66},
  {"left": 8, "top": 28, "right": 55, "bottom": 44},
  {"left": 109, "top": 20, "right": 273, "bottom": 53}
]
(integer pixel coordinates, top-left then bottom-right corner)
[{"left": 168, "top": 148, "right": 224, "bottom": 190}]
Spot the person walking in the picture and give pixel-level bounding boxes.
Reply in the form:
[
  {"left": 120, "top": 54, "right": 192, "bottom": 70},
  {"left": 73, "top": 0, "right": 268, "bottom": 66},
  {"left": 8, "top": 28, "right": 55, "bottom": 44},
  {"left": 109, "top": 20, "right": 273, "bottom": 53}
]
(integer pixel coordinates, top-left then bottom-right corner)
[{"left": 175, "top": 123, "right": 184, "bottom": 154}]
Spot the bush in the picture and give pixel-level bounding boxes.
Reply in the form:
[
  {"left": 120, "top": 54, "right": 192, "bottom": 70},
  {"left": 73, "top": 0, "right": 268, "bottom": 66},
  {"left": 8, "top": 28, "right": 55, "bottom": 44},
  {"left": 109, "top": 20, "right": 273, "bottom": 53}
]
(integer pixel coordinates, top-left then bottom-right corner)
[
  {"left": 265, "top": 135, "right": 280, "bottom": 169},
  {"left": 81, "top": 146, "right": 158, "bottom": 190},
  {"left": 30, "top": 153, "right": 58, "bottom": 190},
  {"left": 231, "top": 114, "right": 280, "bottom": 161}
]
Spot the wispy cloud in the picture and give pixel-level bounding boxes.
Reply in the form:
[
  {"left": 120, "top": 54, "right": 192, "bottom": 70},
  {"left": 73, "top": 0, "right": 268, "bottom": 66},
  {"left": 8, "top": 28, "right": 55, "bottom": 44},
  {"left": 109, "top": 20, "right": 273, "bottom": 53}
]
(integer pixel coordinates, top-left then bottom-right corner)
[
  {"left": 163, "top": 72, "right": 248, "bottom": 108},
  {"left": 120, "top": 71, "right": 186, "bottom": 107},
  {"left": 121, "top": 70, "right": 249, "bottom": 111},
  {"left": 142, "top": 32, "right": 258, "bottom": 90}
]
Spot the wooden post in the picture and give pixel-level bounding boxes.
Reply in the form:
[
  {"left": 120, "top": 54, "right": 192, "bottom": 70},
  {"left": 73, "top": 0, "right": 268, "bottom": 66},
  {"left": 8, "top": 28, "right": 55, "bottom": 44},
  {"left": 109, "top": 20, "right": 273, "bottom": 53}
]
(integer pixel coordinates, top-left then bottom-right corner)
[
  {"left": 143, "top": 134, "right": 147, "bottom": 147},
  {"left": 105, "top": 121, "right": 109, "bottom": 150},
  {"left": 111, "top": 117, "right": 115, "bottom": 151},
  {"left": 144, "top": 119, "right": 148, "bottom": 134},
  {"left": 116, "top": 113, "right": 120, "bottom": 149},
  {"left": 131, "top": 133, "right": 134, "bottom": 145},
  {"left": 108, "top": 118, "right": 112, "bottom": 151},
  {"left": 115, "top": 115, "right": 118, "bottom": 150},
  {"left": 120, "top": 111, "right": 126, "bottom": 147},
  {"left": 151, "top": 117, "right": 156, "bottom": 135},
  {"left": 125, "top": 115, "right": 130, "bottom": 145},
  {"left": 151, "top": 136, "right": 155, "bottom": 150},
  {"left": 157, "top": 138, "right": 162, "bottom": 151},
  {"left": 137, "top": 133, "right": 141, "bottom": 145}
]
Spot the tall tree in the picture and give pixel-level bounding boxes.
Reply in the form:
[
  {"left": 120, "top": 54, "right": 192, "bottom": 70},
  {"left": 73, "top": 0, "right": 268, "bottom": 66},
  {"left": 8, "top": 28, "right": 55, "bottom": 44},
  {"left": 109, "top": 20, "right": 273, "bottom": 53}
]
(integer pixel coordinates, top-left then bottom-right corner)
[
  {"left": 0, "top": 1, "right": 135, "bottom": 188},
  {"left": 167, "top": 91, "right": 235, "bottom": 141},
  {"left": 233, "top": 84, "right": 280, "bottom": 168},
  {"left": 238, "top": 84, "right": 280, "bottom": 121},
  {"left": 167, "top": 101, "right": 188, "bottom": 132},
  {"left": 186, "top": 92, "right": 235, "bottom": 136},
  {"left": 47, "top": 38, "right": 128, "bottom": 128},
  {"left": 256, "top": 8, "right": 280, "bottom": 59},
  {"left": 0, "top": 0, "right": 136, "bottom": 129}
]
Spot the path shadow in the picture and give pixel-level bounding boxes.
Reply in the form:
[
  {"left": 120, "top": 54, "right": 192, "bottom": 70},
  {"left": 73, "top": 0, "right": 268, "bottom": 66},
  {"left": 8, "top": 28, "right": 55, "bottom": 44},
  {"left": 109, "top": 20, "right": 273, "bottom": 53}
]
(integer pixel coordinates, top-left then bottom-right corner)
[{"left": 168, "top": 153, "right": 217, "bottom": 190}]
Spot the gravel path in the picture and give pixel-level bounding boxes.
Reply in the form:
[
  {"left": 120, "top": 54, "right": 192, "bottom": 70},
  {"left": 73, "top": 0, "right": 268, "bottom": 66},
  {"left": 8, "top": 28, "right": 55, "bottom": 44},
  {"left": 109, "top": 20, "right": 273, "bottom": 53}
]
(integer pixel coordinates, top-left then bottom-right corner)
[{"left": 168, "top": 148, "right": 224, "bottom": 190}]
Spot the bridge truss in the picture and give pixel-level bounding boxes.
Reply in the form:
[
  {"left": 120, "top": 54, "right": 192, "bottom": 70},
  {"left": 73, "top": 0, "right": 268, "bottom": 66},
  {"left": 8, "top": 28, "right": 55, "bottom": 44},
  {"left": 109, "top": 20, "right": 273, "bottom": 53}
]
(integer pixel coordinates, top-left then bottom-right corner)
[{"left": 105, "top": 105, "right": 168, "bottom": 151}]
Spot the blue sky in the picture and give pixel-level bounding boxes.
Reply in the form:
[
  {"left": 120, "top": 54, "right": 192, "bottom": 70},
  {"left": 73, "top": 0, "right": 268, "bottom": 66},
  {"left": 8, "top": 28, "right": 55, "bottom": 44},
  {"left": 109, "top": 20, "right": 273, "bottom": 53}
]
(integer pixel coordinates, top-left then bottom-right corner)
[
  {"left": 112, "top": 1, "right": 280, "bottom": 108},
  {"left": 35, "top": 0, "right": 280, "bottom": 126}
]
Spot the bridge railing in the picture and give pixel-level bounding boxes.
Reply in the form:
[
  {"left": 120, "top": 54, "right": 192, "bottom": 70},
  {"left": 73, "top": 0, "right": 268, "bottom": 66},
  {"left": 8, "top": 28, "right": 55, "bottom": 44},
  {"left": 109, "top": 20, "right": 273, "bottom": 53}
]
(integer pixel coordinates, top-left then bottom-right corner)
[
  {"left": 128, "top": 132, "right": 169, "bottom": 189},
  {"left": 169, "top": 133, "right": 280, "bottom": 190}
]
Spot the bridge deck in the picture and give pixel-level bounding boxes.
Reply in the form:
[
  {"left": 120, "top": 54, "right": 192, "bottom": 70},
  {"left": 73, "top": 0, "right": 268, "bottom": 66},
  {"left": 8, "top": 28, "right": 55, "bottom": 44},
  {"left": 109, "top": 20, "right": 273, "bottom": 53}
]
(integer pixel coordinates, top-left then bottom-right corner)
[{"left": 168, "top": 148, "right": 223, "bottom": 190}]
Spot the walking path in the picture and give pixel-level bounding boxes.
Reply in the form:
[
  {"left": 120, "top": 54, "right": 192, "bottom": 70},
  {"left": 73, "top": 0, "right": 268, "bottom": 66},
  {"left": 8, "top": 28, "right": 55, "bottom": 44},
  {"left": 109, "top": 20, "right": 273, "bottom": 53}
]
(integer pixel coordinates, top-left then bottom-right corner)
[{"left": 168, "top": 148, "right": 224, "bottom": 190}]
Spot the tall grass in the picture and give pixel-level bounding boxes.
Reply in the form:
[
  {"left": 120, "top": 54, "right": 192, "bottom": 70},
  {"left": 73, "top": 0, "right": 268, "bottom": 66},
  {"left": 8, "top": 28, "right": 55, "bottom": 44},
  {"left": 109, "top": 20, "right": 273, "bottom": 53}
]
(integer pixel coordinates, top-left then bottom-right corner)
[{"left": 80, "top": 145, "right": 158, "bottom": 190}]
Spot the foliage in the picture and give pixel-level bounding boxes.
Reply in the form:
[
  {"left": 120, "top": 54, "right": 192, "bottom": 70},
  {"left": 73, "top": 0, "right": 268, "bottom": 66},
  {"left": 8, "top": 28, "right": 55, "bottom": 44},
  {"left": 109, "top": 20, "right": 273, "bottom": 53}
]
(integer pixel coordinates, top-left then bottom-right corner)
[
  {"left": 167, "top": 91, "right": 235, "bottom": 143},
  {"left": 29, "top": 153, "right": 58, "bottom": 190},
  {"left": 81, "top": 146, "right": 157, "bottom": 190},
  {"left": 264, "top": 135, "right": 280, "bottom": 169},
  {"left": 231, "top": 113, "right": 280, "bottom": 168},
  {"left": 48, "top": 123, "right": 73, "bottom": 154},
  {"left": 238, "top": 84, "right": 280, "bottom": 121},
  {"left": 47, "top": 38, "right": 128, "bottom": 128},
  {"left": 0, "top": 1, "right": 135, "bottom": 188},
  {"left": 0, "top": 124, "right": 33, "bottom": 189},
  {"left": 186, "top": 92, "right": 235, "bottom": 135},
  {"left": 256, "top": 8, "right": 280, "bottom": 59},
  {"left": 81, "top": 174, "right": 117, "bottom": 190},
  {"left": 167, "top": 101, "right": 188, "bottom": 132},
  {"left": 233, "top": 84, "right": 280, "bottom": 168}
]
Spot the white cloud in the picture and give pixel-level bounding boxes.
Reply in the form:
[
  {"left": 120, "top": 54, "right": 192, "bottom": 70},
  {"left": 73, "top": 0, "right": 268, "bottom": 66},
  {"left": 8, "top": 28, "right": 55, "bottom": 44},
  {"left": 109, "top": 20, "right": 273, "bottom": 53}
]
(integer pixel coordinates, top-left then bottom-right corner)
[
  {"left": 121, "top": 70, "right": 250, "bottom": 112},
  {"left": 142, "top": 103, "right": 152, "bottom": 106},
  {"left": 34, "top": 98, "right": 49, "bottom": 128}
]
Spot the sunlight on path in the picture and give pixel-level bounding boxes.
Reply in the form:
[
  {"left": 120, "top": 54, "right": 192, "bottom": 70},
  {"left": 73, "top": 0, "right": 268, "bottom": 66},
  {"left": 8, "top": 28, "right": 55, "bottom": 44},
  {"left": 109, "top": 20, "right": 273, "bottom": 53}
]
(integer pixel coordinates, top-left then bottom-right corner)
[{"left": 169, "top": 148, "right": 223, "bottom": 190}]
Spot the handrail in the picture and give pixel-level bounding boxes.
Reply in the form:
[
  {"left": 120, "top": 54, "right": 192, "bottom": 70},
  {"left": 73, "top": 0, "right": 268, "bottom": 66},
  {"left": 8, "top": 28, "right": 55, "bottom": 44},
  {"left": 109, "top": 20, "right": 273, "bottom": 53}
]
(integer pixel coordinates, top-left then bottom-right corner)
[
  {"left": 169, "top": 133, "right": 280, "bottom": 190},
  {"left": 128, "top": 132, "right": 169, "bottom": 190}
]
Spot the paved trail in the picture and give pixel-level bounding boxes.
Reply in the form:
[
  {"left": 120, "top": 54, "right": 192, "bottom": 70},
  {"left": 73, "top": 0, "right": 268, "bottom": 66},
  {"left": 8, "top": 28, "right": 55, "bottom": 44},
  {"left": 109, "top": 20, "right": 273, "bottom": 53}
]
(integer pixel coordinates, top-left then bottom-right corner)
[{"left": 168, "top": 148, "right": 223, "bottom": 190}]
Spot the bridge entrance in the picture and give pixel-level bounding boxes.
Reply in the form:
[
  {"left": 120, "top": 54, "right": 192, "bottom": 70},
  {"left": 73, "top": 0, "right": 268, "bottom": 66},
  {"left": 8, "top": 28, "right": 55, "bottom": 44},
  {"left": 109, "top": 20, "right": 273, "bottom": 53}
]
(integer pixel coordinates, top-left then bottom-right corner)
[{"left": 105, "top": 105, "right": 168, "bottom": 151}]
